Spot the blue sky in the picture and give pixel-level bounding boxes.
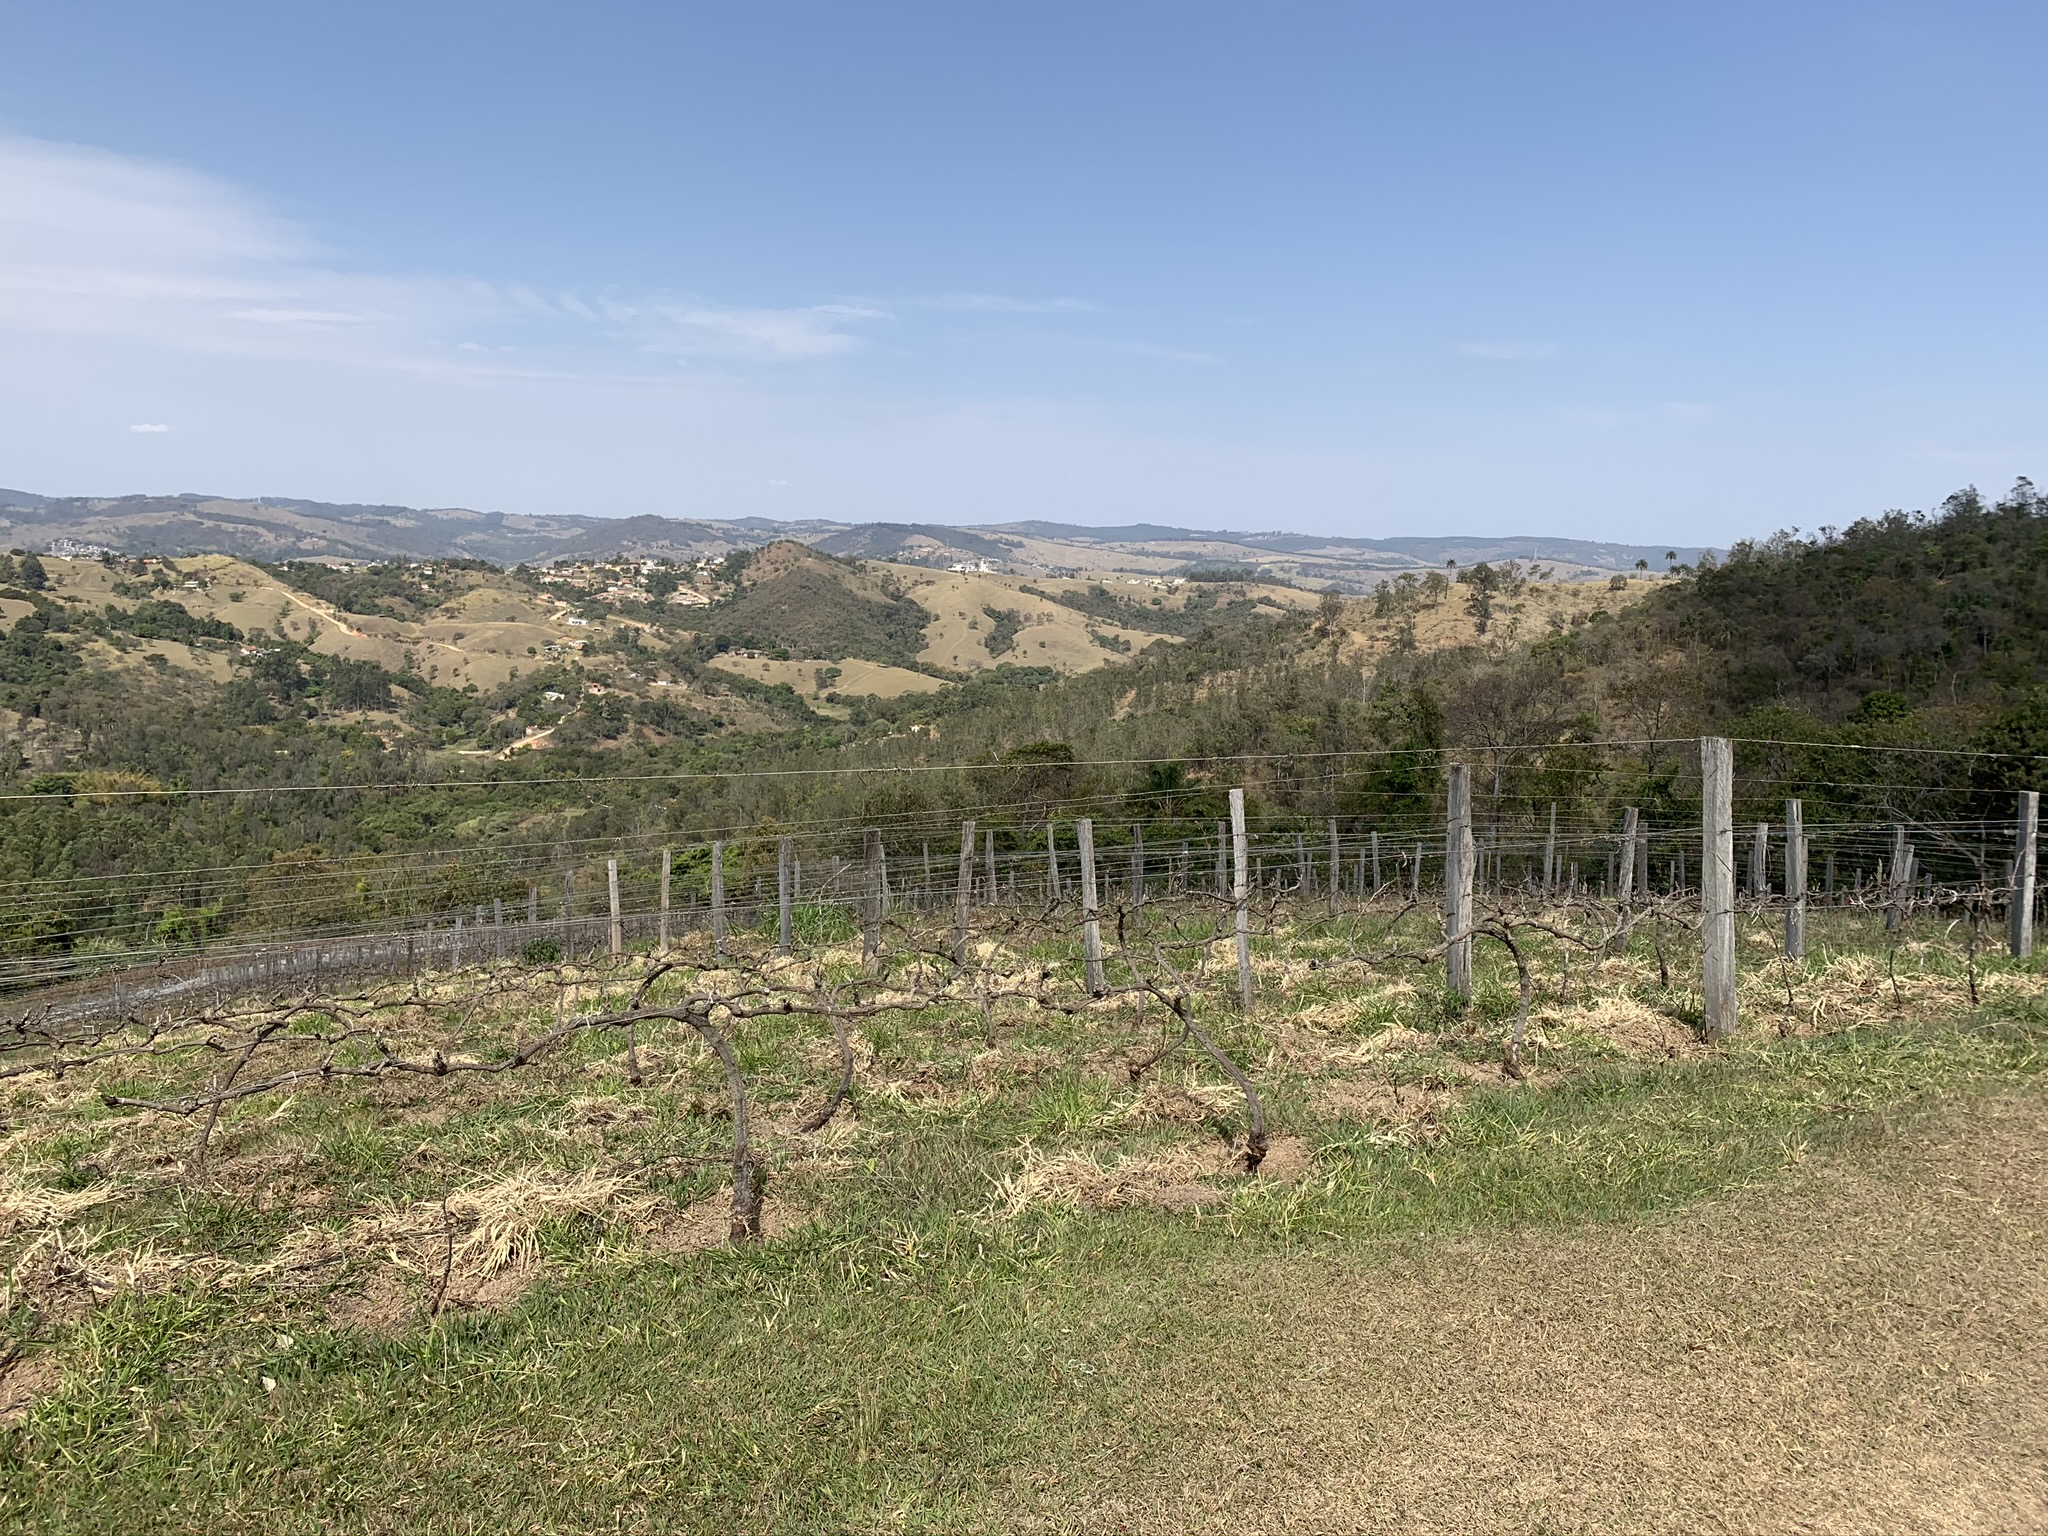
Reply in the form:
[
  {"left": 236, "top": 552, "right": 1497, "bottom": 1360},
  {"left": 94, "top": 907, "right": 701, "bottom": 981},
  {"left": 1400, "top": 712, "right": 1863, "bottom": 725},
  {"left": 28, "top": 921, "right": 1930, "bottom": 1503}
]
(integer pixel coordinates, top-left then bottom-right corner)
[{"left": 0, "top": 1, "right": 2042, "bottom": 541}]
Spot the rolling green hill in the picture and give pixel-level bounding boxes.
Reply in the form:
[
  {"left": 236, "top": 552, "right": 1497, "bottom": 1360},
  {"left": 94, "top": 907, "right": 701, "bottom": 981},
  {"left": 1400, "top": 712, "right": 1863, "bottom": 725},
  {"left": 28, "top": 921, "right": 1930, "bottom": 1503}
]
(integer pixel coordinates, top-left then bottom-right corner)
[{"left": 708, "top": 542, "right": 932, "bottom": 667}]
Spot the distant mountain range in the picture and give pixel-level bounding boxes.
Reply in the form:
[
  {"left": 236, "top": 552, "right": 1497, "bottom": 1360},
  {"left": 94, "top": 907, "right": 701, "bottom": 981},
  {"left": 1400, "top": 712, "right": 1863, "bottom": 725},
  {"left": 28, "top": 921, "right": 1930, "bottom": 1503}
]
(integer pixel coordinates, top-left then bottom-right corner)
[{"left": 0, "top": 488, "right": 1715, "bottom": 588}]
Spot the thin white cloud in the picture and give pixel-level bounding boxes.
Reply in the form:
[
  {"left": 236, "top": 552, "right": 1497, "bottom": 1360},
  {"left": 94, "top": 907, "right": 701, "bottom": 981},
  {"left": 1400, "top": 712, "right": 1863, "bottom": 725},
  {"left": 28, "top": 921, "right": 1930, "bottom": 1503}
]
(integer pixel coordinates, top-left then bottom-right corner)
[
  {"left": 128, "top": 422, "right": 169, "bottom": 433},
  {"left": 922, "top": 292, "right": 1096, "bottom": 314},
  {"left": 1459, "top": 340, "right": 1561, "bottom": 361},
  {"left": 232, "top": 307, "right": 380, "bottom": 327},
  {"left": 643, "top": 300, "right": 884, "bottom": 360},
  {"left": 1091, "top": 338, "right": 1220, "bottom": 366},
  {"left": 0, "top": 134, "right": 883, "bottom": 370}
]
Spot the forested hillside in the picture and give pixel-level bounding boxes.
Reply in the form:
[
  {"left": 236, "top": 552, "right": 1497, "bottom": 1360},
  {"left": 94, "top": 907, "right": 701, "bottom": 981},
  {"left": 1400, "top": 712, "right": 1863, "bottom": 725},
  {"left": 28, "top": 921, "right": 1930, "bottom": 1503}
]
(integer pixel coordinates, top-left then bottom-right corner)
[{"left": 1641, "top": 480, "right": 2048, "bottom": 718}]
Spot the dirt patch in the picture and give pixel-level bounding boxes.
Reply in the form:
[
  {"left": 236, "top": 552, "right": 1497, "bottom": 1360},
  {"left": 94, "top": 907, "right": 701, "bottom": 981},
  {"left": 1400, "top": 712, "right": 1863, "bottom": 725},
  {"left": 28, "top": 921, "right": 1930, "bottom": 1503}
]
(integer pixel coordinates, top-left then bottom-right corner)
[
  {"left": 0, "top": 1348, "right": 60, "bottom": 1425},
  {"left": 641, "top": 1192, "right": 814, "bottom": 1255},
  {"left": 323, "top": 1268, "right": 415, "bottom": 1336},
  {"left": 1252, "top": 1134, "right": 1314, "bottom": 1182}
]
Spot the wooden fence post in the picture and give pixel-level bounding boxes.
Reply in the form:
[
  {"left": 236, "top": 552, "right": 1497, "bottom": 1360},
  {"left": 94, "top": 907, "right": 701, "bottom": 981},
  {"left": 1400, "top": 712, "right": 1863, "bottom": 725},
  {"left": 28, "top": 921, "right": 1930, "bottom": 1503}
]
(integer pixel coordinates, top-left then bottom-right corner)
[
  {"left": 863, "top": 828, "right": 883, "bottom": 970},
  {"left": 607, "top": 858, "right": 623, "bottom": 958},
  {"left": 1749, "top": 822, "right": 1769, "bottom": 898},
  {"left": 1131, "top": 822, "right": 1146, "bottom": 910},
  {"left": 1784, "top": 798, "right": 1806, "bottom": 959},
  {"left": 1229, "top": 789, "right": 1253, "bottom": 1010},
  {"left": 561, "top": 871, "right": 573, "bottom": 961},
  {"left": 2012, "top": 791, "right": 2038, "bottom": 959},
  {"left": 1887, "top": 824, "right": 1911, "bottom": 936},
  {"left": 1215, "top": 820, "right": 1228, "bottom": 897},
  {"left": 1543, "top": 803, "right": 1558, "bottom": 894},
  {"left": 1045, "top": 823, "right": 1060, "bottom": 903},
  {"left": 777, "top": 835, "right": 794, "bottom": 956},
  {"left": 1636, "top": 819, "right": 1651, "bottom": 897},
  {"left": 1370, "top": 830, "right": 1382, "bottom": 896},
  {"left": 1327, "top": 819, "right": 1340, "bottom": 913},
  {"left": 528, "top": 884, "right": 538, "bottom": 928},
  {"left": 1700, "top": 735, "right": 1737, "bottom": 1040},
  {"left": 954, "top": 819, "right": 976, "bottom": 966},
  {"left": 983, "top": 828, "right": 997, "bottom": 904},
  {"left": 1617, "top": 806, "right": 1639, "bottom": 906},
  {"left": 710, "top": 840, "right": 727, "bottom": 958},
  {"left": 659, "top": 847, "right": 673, "bottom": 954},
  {"left": 1077, "top": 817, "right": 1105, "bottom": 994},
  {"left": 1444, "top": 764, "right": 1475, "bottom": 1000}
]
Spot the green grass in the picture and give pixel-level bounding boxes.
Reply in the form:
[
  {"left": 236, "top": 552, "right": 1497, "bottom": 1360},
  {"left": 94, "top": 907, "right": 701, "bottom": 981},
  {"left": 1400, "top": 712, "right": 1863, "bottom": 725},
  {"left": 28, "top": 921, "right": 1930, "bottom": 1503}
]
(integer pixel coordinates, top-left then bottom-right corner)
[{"left": 7, "top": 1002, "right": 2045, "bottom": 1534}]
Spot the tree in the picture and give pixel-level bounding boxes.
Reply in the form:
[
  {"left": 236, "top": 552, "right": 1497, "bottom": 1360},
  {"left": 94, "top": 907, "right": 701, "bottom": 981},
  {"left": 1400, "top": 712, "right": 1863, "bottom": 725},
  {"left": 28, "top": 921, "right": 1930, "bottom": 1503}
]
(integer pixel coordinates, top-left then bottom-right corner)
[{"left": 17, "top": 552, "right": 48, "bottom": 591}]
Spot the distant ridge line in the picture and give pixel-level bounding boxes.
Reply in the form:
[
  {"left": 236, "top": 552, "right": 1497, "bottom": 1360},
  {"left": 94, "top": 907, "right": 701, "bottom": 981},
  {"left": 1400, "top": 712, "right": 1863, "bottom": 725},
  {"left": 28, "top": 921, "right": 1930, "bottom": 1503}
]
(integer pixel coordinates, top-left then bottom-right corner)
[{"left": 0, "top": 485, "right": 1714, "bottom": 582}]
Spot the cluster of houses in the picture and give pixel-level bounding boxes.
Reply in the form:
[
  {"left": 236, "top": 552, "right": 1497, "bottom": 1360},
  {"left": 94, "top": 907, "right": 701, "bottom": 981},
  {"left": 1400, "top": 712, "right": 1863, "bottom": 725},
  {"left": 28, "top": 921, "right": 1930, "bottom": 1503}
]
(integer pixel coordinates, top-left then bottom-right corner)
[{"left": 536, "top": 556, "right": 719, "bottom": 608}]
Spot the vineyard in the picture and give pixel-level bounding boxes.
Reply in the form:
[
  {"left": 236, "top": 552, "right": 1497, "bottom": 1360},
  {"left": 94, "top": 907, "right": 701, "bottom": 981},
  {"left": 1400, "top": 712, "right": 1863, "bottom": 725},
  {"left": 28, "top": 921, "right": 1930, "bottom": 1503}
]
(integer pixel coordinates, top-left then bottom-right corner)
[{"left": 3, "top": 738, "right": 2046, "bottom": 1530}]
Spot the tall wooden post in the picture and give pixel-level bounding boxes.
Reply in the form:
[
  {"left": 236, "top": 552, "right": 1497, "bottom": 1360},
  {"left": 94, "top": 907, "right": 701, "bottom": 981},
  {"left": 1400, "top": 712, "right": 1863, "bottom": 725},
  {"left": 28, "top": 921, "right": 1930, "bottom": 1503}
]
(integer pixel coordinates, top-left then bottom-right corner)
[
  {"left": 528, "top": 884, "right": 538, "bottom": 927},
  {"left": 860, "top": 828, "right": 884, "bottom": 969},
  {"left": 659, "top": 847, "right": 673, "bottom": 954},
  {"left": 710, "top": 840, "right": 727, "bottom": 958},
  {"left": 1543, "top": 803, "right": 1558, "bottom": 894},
  {"left": 1749, "top": 822, "right": 1769, "bottom": 898},
  {"left": 1076, "top": 817, "right": 1105, "bottom": 994},
  {"left": 1327, "top": 818, "right": 1340, "bottom": 913},
  {"left": 1045, "top": 823, "right": 1060, "bottom": 903},
  {"left": 1229, "top": 788, "right": 1253, "bottom": 1011},
  {"left": 1445, "top": 764, "right": 1475, "bottom": 1000},
  {"left": 561, "top": 871, "right": 573, "bottom": 961},
  {"left": 1636, "top": 820, "right": 1651, "bottom": 897},
  {"left": 1887, "top": 824, "right": 1911, "bottom": 936},
  {"left": 1411, "top": 843, "right": 1422, "bottom": 902},
  {"left": 1131, "top": 822, "right": 1146, "bottom": 909},
  {"left": 984, "top": 828, "right": 997, "bottom": 904},
  {"left": 954, "top": 819, "right": 977, "bottom": 965},
  {"left": 606, "top": 858, "right": 623, "bottom": 958},
  {"left": 777, "top": 836, "right": 793, "bottom": 956},
  {"left": 1215, "top": 820, "right": 1228, "bottom": 897},
  {"left": 1617, "top": 806, "right": 1639, "bottom": 906},
  {"left": 1784, "top": 798, "right": 1806, "bottom": 959},
  {"left": 1371, "top": 830, "right": 1382, "bottom": 896},
  {"left": 2012, "top": 791, "right": 2038, "bottom": 959},
  {"left": 1700, "top": 736, "right": 1737, "bottom": 1040}
]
